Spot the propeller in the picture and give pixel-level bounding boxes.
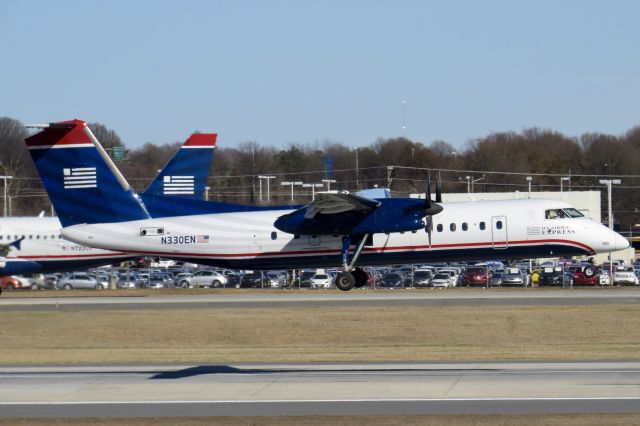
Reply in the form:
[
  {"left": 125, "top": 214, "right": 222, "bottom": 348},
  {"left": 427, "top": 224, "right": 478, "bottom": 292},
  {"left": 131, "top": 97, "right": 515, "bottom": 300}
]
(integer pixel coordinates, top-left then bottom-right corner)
[{"left": 424, "top": 172, "right": 443, "bottom": 246}]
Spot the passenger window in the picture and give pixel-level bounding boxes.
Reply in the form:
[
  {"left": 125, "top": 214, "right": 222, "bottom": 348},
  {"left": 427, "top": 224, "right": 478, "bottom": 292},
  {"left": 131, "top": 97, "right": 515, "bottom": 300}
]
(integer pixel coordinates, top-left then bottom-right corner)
[
  {"left": 436, "top": 224, "right": 443, "bottom": 232},
  {"left": 479, "top": 222, "right": 486, "bottom": 230},
  {"left": 462, "top": 222, "right": 468, "bottom": 231},
  {"left": 496, "top": 221, "right": 503, "bottom": 230},
  {"left": 271, "top": 231, "right": 277, "bottom": 240},
  {"left": 450, "top": 223, "right": 456, "bottom": 232}
]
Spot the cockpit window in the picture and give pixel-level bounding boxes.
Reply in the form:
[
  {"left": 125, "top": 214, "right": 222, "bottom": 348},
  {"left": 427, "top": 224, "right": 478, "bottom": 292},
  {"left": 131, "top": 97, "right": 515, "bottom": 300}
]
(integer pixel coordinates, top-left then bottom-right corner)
[
  {"left": 563, "top": 208, "right": 584, "bottom": 218},
  {"left": 545, "top": 208, "right": 584, "bottom": 219},
  {"left": 545, "top": 209, "right": 566, "bottom": 219}
]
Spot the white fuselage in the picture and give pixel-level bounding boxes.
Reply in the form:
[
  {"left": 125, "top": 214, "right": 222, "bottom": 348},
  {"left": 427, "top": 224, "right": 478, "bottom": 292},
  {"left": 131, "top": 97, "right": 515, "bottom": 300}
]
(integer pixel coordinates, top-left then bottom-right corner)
[
  {"left": 0, "top": 217, "right": 132, "bottom": 274},
  {"left": 61, "top": 199, "right": 629, "bottom": 270}
]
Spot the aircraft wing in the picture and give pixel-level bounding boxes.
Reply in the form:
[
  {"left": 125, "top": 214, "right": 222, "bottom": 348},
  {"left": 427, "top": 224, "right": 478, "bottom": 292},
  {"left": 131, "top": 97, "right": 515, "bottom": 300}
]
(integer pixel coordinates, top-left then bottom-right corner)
[
  {"left": 274, "top": 194, "right": 429, "bottom": 236},
  {"left": 303, "top": 193, "right": 381, "bottom": 218}
]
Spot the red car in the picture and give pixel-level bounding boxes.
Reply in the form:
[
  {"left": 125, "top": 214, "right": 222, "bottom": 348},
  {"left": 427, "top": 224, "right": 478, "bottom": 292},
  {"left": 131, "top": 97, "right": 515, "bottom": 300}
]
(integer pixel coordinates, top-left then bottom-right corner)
[
  {"left": 570, "top": 266, "right": 599, "bottom": 286},
  {"left": 460, "top": 267, "right": 491, "bottom": 287},
  {"left": 0, "top": 276, "right": 23, "bottom": 290}
]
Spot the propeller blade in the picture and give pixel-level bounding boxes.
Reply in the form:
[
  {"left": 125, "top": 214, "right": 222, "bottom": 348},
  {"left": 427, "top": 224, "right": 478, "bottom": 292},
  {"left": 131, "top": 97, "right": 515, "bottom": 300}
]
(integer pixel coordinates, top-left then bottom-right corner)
[
  {"left": 426, "top": 215, "right": 433, "bottom": 246},
  {"left": 435, "top": 173, "right": 442, "bottom": 203},
  {"left": 426, "top": 172, "right": 432, "bottom": 203}
]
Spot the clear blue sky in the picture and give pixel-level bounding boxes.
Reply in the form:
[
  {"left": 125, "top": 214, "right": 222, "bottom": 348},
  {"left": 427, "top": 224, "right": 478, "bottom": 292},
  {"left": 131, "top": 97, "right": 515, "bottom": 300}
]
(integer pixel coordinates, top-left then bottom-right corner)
[{"left": 2, "top": 0, "right": 639, "bottom": 149}]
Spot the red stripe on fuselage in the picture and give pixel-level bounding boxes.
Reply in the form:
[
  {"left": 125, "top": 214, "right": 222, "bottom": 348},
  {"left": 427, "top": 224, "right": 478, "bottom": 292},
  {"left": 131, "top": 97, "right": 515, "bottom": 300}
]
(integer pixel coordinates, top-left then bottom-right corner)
[{"left": 121, "top": 238, "right": 594, "bottom": 259}]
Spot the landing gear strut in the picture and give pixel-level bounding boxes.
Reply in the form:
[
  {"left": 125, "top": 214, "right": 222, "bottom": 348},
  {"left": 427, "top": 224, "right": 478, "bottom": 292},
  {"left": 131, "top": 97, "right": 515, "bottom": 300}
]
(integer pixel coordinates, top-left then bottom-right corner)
[{"left": 335, "top": 235, "right": 369, "bottom": 291}]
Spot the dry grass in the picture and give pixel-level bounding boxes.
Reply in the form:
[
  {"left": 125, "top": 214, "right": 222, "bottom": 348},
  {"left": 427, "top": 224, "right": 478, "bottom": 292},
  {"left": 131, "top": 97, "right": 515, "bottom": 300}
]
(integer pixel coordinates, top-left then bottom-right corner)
[
  {"left": 1, "top": 304, "right": 639, "bottom": 364},
  {"left": 1, "top": 414, "right": 640, "bottom": 426}
]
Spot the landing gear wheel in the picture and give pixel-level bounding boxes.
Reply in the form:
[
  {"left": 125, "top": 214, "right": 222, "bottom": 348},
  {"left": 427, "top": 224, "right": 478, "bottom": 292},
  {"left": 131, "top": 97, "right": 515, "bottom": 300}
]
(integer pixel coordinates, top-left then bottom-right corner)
[
  {"left": 352, "top": 268, "right": 368, "bottom": 288},
  {"left": 584, "top": 265, "right": 596, "bottom": 278},
  {"left": 335, "top": 272, "right": 356, "bottom": 291}
]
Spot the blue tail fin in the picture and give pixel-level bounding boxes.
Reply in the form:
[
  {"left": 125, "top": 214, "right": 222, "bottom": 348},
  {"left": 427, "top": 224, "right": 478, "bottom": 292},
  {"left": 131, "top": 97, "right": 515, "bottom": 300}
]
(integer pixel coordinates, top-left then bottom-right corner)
[
  {"left": 142, "top": 133, "right": 217, "bottom": 199},
  {"left": 25, "top": 119, "right": 150, "bottom": 227}
]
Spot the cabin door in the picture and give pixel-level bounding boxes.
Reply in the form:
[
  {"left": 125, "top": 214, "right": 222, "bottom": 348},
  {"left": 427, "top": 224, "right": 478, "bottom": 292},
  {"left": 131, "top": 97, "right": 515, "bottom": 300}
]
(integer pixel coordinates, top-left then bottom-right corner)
[{"left": 491, "top": 216, "right": 508, "bottom": 249}]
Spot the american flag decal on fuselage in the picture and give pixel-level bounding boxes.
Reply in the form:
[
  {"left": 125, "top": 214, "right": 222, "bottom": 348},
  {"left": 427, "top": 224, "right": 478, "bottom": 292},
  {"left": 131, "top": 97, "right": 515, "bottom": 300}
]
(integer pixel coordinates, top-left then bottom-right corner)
[
  {"left": 163, "top": 175, "right": 195, "bottom": 195},
  {"left": 63, "top": 167, "right": 97, "bottom": 189}
]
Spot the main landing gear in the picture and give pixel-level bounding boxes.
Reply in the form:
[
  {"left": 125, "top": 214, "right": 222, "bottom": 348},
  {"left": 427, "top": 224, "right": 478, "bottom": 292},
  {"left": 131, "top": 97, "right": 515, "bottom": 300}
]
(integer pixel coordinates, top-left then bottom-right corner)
[{"left": 335, "top": 235, "right": 369, "bottom": 291}]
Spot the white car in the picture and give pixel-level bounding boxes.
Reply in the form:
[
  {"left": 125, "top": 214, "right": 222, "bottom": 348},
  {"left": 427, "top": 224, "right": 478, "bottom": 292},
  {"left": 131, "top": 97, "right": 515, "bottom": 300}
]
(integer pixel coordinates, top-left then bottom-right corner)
[
  {"left": 437, "top": 269, "right": 458, "bottom": 287},
  {"left": 430, "top": 273, "right": 452, "bottom": 289},
  {"left": 613, "top": 270, "right": 639, "bottom": 286},
  {"left": 310, "top": 273, "right": 333, "bottom": 289}
]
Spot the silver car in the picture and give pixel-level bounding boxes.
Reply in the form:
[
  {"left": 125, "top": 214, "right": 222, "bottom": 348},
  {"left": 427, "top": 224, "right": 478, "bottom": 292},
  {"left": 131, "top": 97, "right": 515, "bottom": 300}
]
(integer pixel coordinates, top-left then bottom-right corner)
[
  {"left": 57, "top": 273, "right": 101, "bottom": 290},
  {"left": 177, "top": 270, "right": 228, "bottom": 288}
]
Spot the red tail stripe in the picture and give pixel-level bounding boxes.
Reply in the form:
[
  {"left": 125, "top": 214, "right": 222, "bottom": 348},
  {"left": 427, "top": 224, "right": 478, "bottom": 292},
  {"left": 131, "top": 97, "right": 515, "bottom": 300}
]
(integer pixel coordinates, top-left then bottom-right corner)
[
  {"left": 25, "top": 119, "right": 89, "bottom": 147},
  {"left": 184, "top": 133, "right": 217, "bottom": 147}
]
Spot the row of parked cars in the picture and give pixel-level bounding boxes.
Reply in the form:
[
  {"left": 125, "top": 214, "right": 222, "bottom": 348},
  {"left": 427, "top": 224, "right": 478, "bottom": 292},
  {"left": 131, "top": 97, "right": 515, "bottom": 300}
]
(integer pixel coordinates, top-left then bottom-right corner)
[{"left": 2, "top": 259, "right": 639, "bottom": 291}]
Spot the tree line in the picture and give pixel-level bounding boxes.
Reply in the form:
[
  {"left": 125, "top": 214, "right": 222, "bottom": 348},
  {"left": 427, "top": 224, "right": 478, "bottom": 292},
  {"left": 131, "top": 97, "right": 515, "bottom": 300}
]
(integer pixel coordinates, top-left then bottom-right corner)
[{"left": 1, "top": 116, "right": 639, "bottom": 229}]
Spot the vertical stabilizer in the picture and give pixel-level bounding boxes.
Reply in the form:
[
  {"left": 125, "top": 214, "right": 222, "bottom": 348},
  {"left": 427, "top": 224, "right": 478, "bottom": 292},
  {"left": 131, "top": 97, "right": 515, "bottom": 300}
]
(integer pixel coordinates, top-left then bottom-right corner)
[
  {"left": 25, "top": 119, "right": 150, "bottom": 227},
  {"left": 143, "top": 133, "right": 217, "bottom": 199}
]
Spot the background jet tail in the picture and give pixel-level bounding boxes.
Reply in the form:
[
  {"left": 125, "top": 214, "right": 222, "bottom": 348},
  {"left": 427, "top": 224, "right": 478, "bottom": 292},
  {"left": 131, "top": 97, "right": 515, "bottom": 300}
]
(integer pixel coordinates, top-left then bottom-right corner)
[
  {"left": 142, "top": 133, "right": 217, "bottom": 199},
  {"left": 25, "top": 119, "right": 150, "bottom": 227}
]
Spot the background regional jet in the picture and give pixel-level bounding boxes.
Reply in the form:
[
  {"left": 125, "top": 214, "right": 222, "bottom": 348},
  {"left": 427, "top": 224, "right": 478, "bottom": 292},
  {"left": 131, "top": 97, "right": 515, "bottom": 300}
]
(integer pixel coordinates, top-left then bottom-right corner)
[{"left": 26, "top": 119, "right": 629, "bottom": 291}]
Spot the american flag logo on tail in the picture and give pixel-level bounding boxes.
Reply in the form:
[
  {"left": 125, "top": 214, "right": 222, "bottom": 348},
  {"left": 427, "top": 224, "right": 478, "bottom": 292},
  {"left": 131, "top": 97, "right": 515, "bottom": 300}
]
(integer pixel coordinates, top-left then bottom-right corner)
[
  {"left": 163, "top": 175, "right": 194, "bottom": 195},
  {"left": 63, "top": 167, "right": 97, "bottom": 189}
]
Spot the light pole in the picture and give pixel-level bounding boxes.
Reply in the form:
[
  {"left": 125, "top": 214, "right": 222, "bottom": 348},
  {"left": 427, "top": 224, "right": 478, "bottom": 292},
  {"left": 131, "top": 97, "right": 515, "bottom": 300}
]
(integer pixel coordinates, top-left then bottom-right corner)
[
  {"left": 258, "top": 175, "right": 276, "bottom": 201},
  {"left": 560, "top": 176, "right": 570, "bottom": 192},
  {"left": 0, "top": 176, "right": 13, "bottom": 217},
  {"left": 205, "top": 186, "right": 210, "bottom": 201},
  {"left": 281, "top": 181, "right": 303, "bottom": 202},
  {"left": 526, "top": 176, "right": 532, "bottom": 199},
  {"left": 600, "top": 178, "right": 622, "bottom": 283},
  {"left": 471, "top": 175, "right": 485, "bottom": 193},
  {"left": 322, "top": 179, "right": 336, "bottom": 192},
  {"left": 465, "top": 176, "right": 471, "bottom": 194},
  {"left": 353, "top": 148, "right": 359, "bottom": 190},
  {"left": 302, "top": 183, "right": 323, "bottom": 200}
]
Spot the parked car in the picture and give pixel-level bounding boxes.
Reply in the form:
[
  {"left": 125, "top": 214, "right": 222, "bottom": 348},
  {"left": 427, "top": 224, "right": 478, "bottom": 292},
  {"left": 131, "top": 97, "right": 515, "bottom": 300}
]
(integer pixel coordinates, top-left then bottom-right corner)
[
  {"left": 380, "top": 272, "right": 408, "bottom": 288},
  {"left": 213, "top": 269, "right": 242, "bottom": 287},
  {"left": 501, "top": 267, "right": 528, "bottom": 287},
  {"left": 0, "top": 276, "right": 23, "bottom": 290},
  {"left": 179, "top": 270, "right": 228, "bottom": 288},
  {"left": 569, "top": 266, "right": 599, "bottom": 286},
  {"left": 239, "top": 271, "right": 263, "bottom": 288},
  {"left": 57, "top": 272, "right": 101, "bottom": 290},
  {"left": 297, "top": 270, "right": 316, "bottom": 288},
  {"left": 310, "top": 273, "right": 333, "bottom": 289},
  {"left": 438, "top": 268, "right": 459, "bottom": 287},
  {"left": 430, "top": 273, "right": 453, "bottom": 289},
  {"left": 266, "top": 271, "right": 287, "bottom": 288},
  {"left": 612, "top": 269, "right": 639, "bottom": 286},
  {"left": 173, "top": 272, "right": 194, "bottom": 288},
  {"left": 537, "top": 267, "right": 564, "bottom": 286},
  {"left": 412, "top": 269, "right": 433, "bottom": 287},
  {"left": 490, "top": 269, "right": 503, "bottom": 287},
  {"left": 460, "top": 267, "right": 490, "bottom": 287},
  {"left": 13, "top": 273, "right": 46, "bottom": 290}
]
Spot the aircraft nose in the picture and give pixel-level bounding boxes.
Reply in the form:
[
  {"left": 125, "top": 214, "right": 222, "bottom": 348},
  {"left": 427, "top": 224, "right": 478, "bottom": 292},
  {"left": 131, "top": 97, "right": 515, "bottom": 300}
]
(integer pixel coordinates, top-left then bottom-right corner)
[{"left": 610, "top": 230, "right": 630, "bottom": 252}]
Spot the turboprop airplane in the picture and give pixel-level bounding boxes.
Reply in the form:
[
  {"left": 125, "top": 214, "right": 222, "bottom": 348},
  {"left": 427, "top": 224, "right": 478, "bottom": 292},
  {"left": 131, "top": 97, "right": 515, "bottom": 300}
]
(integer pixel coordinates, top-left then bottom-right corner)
[
  {"left": 0, "top": 129, "right": 217, "bottom": 278},
  {"left": 25, "top": 119, "right": 630, "bottom": 291}
]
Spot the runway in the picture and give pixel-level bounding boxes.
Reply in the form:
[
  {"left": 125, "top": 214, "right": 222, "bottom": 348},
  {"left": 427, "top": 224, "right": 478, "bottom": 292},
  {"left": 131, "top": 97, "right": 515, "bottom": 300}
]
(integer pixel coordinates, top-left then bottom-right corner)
[
  {"left": 1, "top": 288, "right": 640, "bottom": 311},
  {"left": 1, "top": 362, "right": 639, "bottom": 417}
]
